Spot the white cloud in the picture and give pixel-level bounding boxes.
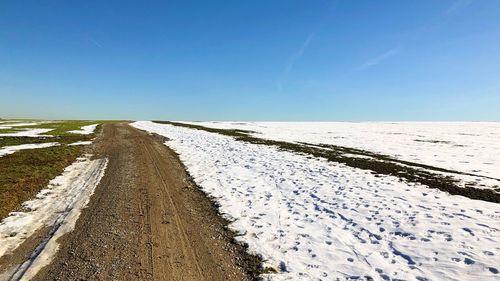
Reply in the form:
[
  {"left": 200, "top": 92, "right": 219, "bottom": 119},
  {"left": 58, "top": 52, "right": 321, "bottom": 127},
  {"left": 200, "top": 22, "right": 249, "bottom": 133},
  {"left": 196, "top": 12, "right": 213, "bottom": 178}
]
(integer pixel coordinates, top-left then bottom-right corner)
[
  {"left": 284, "top": 33, "right": 315, "bottom": 75},
  {"left": 357, "top": 47, "right": 401, "bottom": 71},
  {"left": 276, "top": 33, "right": 315, "bottom": 92}
]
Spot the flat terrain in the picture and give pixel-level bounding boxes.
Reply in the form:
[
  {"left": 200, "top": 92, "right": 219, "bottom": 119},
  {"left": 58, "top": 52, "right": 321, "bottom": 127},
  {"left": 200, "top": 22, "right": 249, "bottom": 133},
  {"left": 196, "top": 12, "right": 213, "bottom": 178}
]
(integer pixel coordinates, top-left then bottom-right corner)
[
  {"left": 0, "top": 120, "right": 98, "bottom": 220},
  {"left": 2, "top": 120, "right": 499, "bottom": 280},
  {"left": 134, "top": 121, "right": 500, "bottom": 280},
  {"left": 183, "top": 121, "right": 500, "bottom": 191},
  {"left": 26, "top": 123, "right": 255, "bottom": 280}
]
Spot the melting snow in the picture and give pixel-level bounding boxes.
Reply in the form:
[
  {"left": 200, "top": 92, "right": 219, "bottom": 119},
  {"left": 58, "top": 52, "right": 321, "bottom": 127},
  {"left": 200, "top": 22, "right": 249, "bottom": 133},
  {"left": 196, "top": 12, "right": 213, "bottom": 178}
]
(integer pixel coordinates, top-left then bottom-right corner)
[
  {"left": 0, "top": 129, "right": 53, "bottom": 138},
  {"left": 183, "top": 121, "right": 500, "bottom": 190},
  {"left": 133, "top": 121, "right": 500, "bottom": 281},
  {"left": 68, "top": 124, "right": 98, "bottom": 135},
  {"left": 183, "top": 122, "right": 500, "bottom": 179},
  {"left": 0, "top": 143, "right": 59, "bottom": 157},
  {"left": 0, "top": 123, "right": 41, "bottom": 130},
  {"left": 68, "top": 141, "right": 93, "bottom": 146},
  {"left": 0, "top": 156, "right": 108, "bottom": 280}
]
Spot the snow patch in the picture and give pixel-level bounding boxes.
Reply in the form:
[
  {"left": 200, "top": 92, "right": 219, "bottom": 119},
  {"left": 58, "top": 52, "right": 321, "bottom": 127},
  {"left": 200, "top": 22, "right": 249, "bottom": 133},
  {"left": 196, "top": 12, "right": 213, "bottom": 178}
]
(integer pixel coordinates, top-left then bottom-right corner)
[
  {"left": 183, "top": 121, "right": 500, "bottom": 190},
  {"left": 68, "top": 141, "right": 92, "bottom": 146},
  {"left": 0, "top": 156, "right": 108, "bottom": 280},
  {"left": 0, "top": 143, "right": 59, "bottom": 157},
  {"left": 68, "top": 124, "right": 98, "bottom": 135},
  {"left": 0, "top": 123, "right": 41, "bottom": 130},
  {"left": 0, "top": 129, "right": 53, "bottom": 138}
]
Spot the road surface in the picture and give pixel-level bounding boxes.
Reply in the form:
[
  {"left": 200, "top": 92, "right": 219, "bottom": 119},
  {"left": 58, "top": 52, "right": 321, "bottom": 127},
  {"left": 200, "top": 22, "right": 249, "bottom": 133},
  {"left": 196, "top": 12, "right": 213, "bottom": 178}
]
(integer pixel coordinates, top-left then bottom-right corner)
[{"left": 28, "top": 123, "right": 255, "bottom": 280}]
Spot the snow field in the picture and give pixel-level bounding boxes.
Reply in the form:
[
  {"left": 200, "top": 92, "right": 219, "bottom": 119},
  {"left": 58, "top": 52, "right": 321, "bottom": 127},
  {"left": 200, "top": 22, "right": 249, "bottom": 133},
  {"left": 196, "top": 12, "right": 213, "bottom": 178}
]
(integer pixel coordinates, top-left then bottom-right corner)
[
  {"left": 133, "top": 121, "right": 500, "bottom": 280},
  {"left": 184, "top": 122, "right": 500, "bottom": 183}
]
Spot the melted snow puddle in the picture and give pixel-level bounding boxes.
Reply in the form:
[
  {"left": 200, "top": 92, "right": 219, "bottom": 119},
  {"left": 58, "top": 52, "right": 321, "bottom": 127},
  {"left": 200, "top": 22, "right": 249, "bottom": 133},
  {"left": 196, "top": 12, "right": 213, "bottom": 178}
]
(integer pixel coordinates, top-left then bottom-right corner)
[
  {"left": 0, "top": 155, "right": 108, "bottom": 280},
  {"left": 0, "top": 143, "right": 59, "bottom": 157}
]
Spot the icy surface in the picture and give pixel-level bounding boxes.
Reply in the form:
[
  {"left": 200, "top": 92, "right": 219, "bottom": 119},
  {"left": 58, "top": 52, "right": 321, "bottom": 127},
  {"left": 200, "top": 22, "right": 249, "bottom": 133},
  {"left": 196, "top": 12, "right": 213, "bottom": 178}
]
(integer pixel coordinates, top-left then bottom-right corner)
[
  {"left": 133, "top": 121, "right": 500, "bottom": 280},
  {"left": 68, "top": 124, "right": 98, "bottom": 135},
  {"left": 183, "top": 122, "right": 500, "bottom": 180},
  {"left": 0, "top": 156, "right": 108, "bottom": 280},
  {"left": 0, "top": 143, "right": 59, "bottom": 157}
]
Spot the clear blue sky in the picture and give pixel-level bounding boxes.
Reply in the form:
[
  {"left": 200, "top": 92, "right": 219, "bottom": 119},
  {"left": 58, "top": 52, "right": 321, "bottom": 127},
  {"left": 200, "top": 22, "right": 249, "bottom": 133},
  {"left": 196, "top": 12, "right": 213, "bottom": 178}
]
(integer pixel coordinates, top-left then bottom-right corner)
[{"left": 1, "top": 0, "right": 499, "bottom": 121}]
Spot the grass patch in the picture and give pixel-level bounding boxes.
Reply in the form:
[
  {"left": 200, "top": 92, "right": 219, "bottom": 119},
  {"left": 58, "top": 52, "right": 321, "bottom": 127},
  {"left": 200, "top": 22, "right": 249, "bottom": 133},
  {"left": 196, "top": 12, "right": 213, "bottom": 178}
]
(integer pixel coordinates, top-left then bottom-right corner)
[
  {"left": 156, "top": 121, "right": 500, "bottom": 203},
  {"left": 0, "top": 120, "right": 117, "bottom": 136},
  {"left": 0, "top": 128, "right": 21, "bottom": 134},
  {"left": 0, "top": 121, "right": 114, "bottom": 220},
  {"left": 0, "top": 119, "right": 124, "bottom": 146},
  {"left": 0, "top": 120, "right": 102, "bottom": 147},
  {"left": 0, "top": 145, "right": 82, "bottom": 219},
  {"left": 0, "top": 135, "right": 94, "bottom": 147}
]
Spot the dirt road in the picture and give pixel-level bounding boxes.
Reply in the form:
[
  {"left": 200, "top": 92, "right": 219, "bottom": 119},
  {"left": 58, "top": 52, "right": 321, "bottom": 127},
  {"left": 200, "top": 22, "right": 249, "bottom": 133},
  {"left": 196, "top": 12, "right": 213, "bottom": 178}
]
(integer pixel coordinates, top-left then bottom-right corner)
[{"left": 30, "top": 123, "right": 256, "bottom": 280}]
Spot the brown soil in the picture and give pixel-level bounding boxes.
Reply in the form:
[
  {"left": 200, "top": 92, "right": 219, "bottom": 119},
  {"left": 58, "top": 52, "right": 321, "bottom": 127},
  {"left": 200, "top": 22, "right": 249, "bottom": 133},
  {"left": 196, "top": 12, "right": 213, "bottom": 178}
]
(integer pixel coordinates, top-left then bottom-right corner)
[{"left": 25, "top": 123, "right": 257, "bottom": 280}]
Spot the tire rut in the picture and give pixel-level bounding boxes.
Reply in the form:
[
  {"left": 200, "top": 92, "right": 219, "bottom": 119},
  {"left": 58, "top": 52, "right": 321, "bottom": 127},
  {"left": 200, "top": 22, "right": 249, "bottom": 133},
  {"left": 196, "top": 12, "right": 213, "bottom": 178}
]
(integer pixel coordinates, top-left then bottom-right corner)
[
  {"left": 27, "top": 123, "right": 253, "bottom": 281},
  {"left": 140, "top": 140, "right": 205, "bottom": 279}
]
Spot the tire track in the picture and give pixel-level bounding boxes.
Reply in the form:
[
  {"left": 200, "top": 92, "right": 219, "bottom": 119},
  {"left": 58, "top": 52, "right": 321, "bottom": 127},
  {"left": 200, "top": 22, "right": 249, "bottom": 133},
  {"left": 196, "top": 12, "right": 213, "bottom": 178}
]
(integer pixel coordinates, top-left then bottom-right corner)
[
  {"left": 140, "top": 140, "right": 204, "bottom": 278},
  {"left": 26, "top": 123, "right": 255, "bottom": 281}
]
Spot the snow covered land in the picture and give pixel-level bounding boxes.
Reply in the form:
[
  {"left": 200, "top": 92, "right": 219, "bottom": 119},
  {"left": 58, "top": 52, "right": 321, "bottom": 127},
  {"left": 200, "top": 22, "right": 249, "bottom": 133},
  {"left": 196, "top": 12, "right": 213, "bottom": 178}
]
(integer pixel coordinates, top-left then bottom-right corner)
[
  {"left": 0, "top": 155, "right": 108, "bottom": 280},
  {"left": 183, "top": 122, "right": 500, "bottom": 191},
  {"left": 133, "top": 121, "right": 500, "bottom": 280},
  {"left": 68, "top": 124, "right": 98, "bottom": 135}
]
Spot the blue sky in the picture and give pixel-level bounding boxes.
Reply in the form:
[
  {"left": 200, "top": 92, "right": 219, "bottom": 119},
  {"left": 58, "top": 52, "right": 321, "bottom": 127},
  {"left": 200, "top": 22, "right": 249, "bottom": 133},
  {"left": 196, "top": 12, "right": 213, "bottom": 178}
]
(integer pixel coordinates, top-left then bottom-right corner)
[{"left": 1, "top": 0, "right": 499, "bottom": 121}]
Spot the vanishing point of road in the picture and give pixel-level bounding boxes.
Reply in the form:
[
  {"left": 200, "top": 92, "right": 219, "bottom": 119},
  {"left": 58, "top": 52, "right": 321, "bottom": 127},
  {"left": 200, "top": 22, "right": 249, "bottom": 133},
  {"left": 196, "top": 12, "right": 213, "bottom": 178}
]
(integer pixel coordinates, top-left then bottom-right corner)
[{"left": 31, "top": 123, "right": 255, "bottom": 281}]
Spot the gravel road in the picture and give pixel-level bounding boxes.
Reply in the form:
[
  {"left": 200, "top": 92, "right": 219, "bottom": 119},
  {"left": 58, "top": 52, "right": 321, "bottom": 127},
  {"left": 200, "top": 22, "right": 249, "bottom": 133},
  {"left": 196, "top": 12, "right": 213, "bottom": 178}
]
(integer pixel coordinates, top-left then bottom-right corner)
[{"left": 26, "top": 123, "right": 256, "bottom": 280}]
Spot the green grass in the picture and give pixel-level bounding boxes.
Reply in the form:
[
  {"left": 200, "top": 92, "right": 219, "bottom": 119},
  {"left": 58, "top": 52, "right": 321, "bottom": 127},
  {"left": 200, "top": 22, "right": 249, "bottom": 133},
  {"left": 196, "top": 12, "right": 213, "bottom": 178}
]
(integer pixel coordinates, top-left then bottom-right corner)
[
  {"left": 0, "top": 120, "right": 118, "bottom": 136},
  {"left": 0, "top": 134, "right": 94, "bottom": 147},
  {"left": 156, "top": 121, "right": 500, "bottom": 203},
  {"left": 0, "top": 145, "right": 82, "bottom": 219},
  {"left": 0, "top": 120, "right": 119, "bottom": 220},
  {"left": 0, "top": 119, "right": 46, "bottom": 134},
  {"left": 0, "top": 120, "right": 107, "bottom": 147}
]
